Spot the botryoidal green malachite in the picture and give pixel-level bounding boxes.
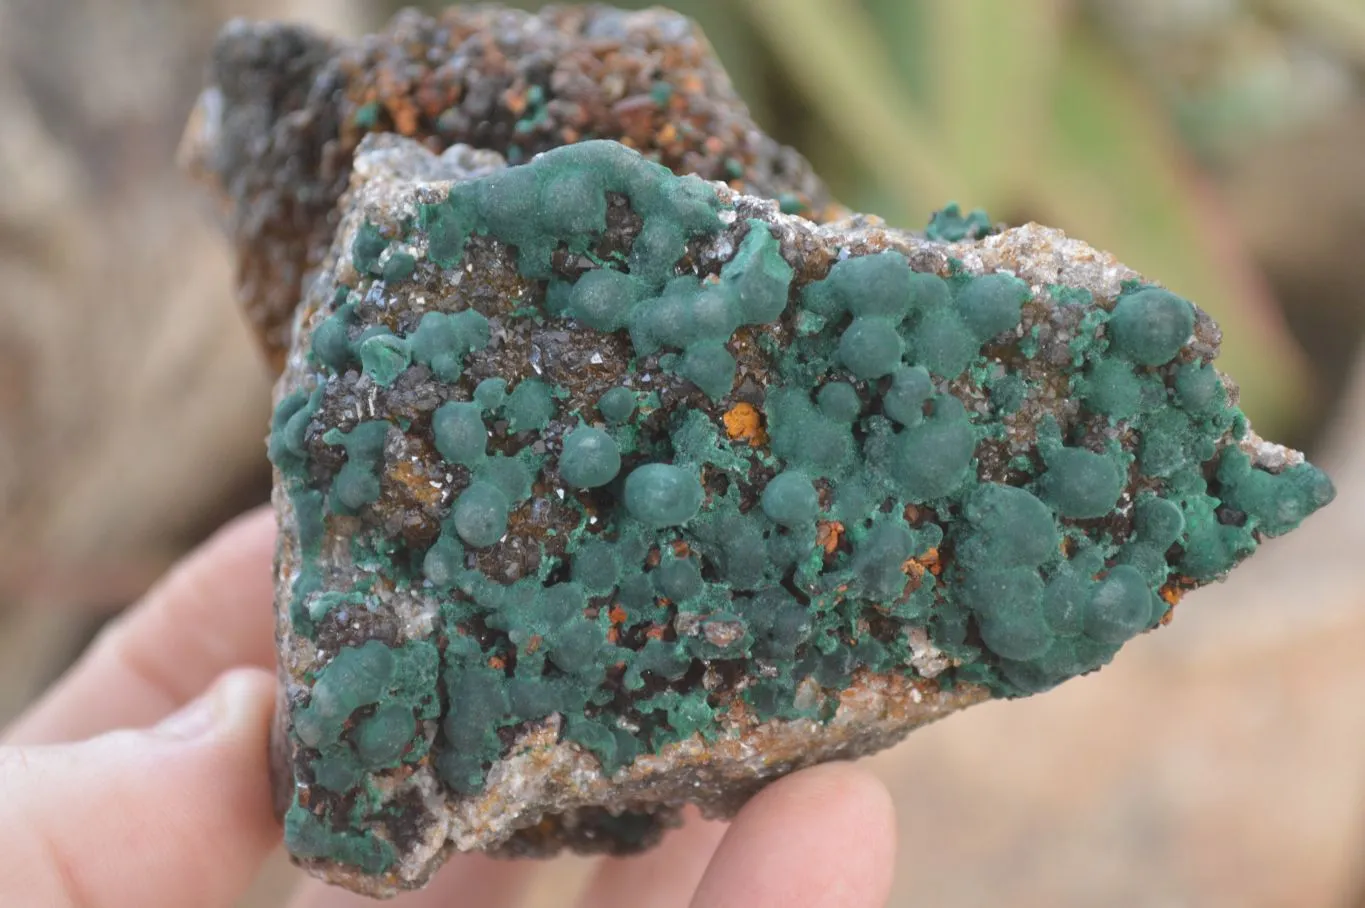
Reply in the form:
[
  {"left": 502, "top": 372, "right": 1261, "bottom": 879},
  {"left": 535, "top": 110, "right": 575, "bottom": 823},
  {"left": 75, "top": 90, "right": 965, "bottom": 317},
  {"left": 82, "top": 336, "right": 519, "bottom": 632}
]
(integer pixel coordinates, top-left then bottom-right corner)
[
  {"left": 213, "top": 14, "right": 1333, "bottom": 899},
  {"left": 255, "top": 131, "right": 1333, "bottom": 895}
]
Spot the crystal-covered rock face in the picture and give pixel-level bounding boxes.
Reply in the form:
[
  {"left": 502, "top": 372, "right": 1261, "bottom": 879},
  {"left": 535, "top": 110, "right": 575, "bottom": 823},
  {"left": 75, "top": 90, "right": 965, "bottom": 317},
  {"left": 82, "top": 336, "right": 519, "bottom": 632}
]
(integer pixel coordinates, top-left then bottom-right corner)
[
  {"left": 184, "top": 5, "right": 837, "bottom": 370},
  {"left": 259, "top": 133, "right": 1331, "bottom": 895}
]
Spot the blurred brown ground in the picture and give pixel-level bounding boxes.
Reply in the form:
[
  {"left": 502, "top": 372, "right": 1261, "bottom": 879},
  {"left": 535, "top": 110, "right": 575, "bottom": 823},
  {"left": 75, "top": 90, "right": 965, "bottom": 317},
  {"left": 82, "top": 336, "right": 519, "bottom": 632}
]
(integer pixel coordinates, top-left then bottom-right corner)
[{"left": 0, "top": 1, "right": 1362, "bottom": 906}]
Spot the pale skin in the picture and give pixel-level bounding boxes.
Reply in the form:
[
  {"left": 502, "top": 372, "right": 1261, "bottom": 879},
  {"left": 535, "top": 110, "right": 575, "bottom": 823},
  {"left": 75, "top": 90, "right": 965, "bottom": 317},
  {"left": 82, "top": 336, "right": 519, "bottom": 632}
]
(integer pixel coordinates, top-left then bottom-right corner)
[{"left": 0, "top": 508, "right": 898, "bottom": 907}]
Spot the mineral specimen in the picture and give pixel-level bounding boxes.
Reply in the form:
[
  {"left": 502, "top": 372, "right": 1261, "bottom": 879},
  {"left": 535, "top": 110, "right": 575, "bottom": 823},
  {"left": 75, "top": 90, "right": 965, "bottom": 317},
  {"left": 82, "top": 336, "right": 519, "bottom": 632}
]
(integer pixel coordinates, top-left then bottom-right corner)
[
  {"left": 192, "top": 6, "right": 1335, "bottom": 899},
  {"left": 254, "top": 133, "right": 1332, "bottom": 894}
]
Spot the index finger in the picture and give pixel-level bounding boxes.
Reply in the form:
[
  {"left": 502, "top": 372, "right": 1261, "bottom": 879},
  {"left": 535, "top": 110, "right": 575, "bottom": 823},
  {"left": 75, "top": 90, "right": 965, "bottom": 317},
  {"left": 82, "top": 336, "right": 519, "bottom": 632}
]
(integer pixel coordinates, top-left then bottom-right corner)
[{"left": 3, "top": 505, "right": 277, "bottom": 745}]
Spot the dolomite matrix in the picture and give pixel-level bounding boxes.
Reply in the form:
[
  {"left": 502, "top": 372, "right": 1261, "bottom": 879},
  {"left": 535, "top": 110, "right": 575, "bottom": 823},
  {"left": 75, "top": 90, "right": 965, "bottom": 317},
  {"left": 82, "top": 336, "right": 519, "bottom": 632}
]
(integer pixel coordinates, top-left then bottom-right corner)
[{"left": 190, "top": 6, "right": 1335, "bottom": 898}]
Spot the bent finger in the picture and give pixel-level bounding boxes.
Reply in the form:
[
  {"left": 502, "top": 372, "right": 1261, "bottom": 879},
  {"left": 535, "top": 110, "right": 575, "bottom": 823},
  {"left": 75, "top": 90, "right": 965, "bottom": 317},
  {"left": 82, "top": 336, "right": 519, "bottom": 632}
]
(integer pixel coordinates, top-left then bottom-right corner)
[
  {"left": 5, "top": 506, "right": 277, "bottom": 745},
  {"left": 0, "top": 668, "right": 280, "bottom": 908},
  {"left": 688, "top": 763, "right": 897, "bottom": 908}
]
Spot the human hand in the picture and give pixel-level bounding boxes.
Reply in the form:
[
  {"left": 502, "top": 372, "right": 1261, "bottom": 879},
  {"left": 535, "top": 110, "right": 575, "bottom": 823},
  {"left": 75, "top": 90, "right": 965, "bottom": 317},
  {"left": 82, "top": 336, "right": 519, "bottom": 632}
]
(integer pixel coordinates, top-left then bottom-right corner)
[{"left": 0, "top": 508, "right": 897, "bottom": 908}]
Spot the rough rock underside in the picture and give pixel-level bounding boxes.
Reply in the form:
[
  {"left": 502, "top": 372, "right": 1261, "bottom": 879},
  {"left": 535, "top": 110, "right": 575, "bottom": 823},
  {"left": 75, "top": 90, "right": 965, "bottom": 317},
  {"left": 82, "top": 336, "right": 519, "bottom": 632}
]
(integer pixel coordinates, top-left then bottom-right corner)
[{"left": 190, "top": 6, "right": 1335, "bottom": 900}]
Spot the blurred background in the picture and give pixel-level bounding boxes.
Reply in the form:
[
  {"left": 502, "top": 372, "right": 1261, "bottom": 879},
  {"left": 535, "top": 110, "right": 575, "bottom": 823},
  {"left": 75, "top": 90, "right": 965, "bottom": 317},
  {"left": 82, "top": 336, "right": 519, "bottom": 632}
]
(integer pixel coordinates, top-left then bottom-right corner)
[{"left": 0, "top": 0, "right": 1362, "bottom": 904}]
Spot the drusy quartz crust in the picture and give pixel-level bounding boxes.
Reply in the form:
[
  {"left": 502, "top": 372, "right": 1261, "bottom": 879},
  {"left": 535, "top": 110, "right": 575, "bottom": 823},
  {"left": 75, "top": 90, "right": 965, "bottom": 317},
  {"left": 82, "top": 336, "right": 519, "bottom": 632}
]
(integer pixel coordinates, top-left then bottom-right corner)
[{"left": 259, "top": 132, "right": 1333, "bottom": 895}]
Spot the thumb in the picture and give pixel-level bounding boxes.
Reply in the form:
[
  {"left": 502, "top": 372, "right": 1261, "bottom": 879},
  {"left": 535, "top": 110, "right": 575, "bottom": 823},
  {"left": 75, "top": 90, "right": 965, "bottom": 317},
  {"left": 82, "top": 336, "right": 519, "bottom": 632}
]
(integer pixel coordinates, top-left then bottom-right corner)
[{"left": 0, "top": 668, "right": 281, "bottom": 908}]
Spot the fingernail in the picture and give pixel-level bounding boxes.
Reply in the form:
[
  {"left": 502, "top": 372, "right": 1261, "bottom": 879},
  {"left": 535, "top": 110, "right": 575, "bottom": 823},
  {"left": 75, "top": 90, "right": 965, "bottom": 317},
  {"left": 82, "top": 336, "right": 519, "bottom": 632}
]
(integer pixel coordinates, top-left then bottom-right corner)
[{"left": 153, "top": 671, "right": 255, "bottom": 740}]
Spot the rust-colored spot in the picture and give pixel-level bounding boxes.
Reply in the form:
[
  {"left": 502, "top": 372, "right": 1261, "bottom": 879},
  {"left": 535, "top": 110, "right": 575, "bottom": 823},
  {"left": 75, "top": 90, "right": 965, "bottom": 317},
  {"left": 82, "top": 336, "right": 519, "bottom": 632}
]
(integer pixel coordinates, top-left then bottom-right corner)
[
  {"left": 645, "top": 625, "right": 666, "bottom": 640},
  {"left": 1157, "top": 581, "right": 1187, "bottom": 626},
  {"left": 388, "top": 459, "right": 444, "bottom": 509},
  {"left": 817, "top": 520, "right": 843, "bottom": 555},
  {"left": 671, "top": 540, "right": 691, "bottom": 557},
  {"left": 385, "top": 97, "right": 420, "bottom": 136},
  {"left": 503, "top": 87, "right": 528, "bottom": 116},
  {"left": 488, "top": 655, "right": 506, "bottom": 670},
  {"left": 921, "top": 547, "right": 942, "bottom": 576},
  {"left": 722, "top": 402, "right": 768, "bottom": 446},
  {"left": 415, "top": 82, "right": 448, "bottom": 119},
  {"left": 612, "top": 95, "right": 658, "bottom": 145},
  {"left": 525, "top": 634, "right": 543, "bottom": 655},
  {"left": 609, "top": 604, "right": 628, "bottom": 626}
]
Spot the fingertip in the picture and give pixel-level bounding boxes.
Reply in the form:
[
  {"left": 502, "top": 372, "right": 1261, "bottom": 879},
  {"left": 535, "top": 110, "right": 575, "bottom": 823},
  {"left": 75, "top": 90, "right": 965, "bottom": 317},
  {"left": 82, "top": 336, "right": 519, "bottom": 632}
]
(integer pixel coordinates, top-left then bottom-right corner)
[
  {"left": 689, "top": 762, "right": 898, "bottom": 908},
  {"left": 757, "top": 760, "right": 894, "bottom": 813},
  {"left": 751, "top": 762, "right": 898, "bottom": 896}
]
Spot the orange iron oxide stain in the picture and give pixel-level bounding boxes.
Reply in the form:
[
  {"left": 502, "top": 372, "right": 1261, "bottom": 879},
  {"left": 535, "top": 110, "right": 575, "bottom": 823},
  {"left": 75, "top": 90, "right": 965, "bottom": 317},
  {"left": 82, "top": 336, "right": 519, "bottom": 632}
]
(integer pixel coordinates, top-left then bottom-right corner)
[
  {"left": 817, "top": 520, "right": 844, "bottom": 555},
  {"left": 723, "top": 402, "right": 768, "bottom": 446}
]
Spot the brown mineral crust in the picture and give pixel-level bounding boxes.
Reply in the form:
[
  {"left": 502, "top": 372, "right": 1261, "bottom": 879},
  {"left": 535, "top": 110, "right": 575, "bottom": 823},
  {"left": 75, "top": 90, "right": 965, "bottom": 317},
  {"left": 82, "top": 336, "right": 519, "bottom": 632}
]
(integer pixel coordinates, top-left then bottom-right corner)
[{"left": 187, "top": 5, "right": 839, "bottom": 369}]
